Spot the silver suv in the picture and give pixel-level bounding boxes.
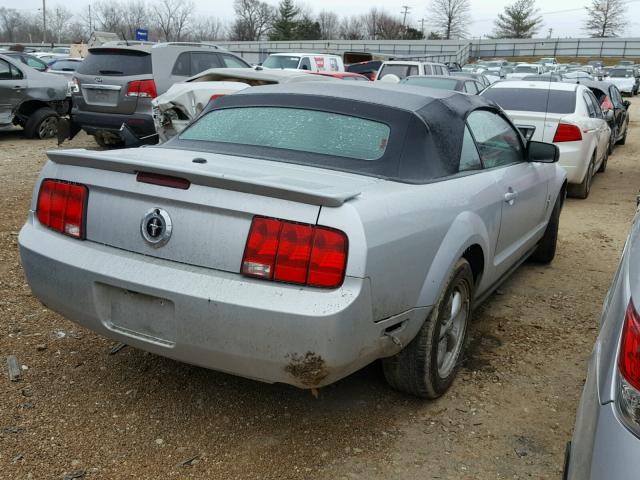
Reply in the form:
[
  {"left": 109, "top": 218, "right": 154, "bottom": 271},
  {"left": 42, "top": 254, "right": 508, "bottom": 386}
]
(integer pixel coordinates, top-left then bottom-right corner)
[{"left": 69, "top": 42, "right": 251, "bottom": 147}]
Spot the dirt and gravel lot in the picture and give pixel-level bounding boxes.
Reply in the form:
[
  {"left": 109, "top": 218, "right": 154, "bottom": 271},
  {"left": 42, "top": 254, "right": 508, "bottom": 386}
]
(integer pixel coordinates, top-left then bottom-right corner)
[{"left": 0, "top": 110, "right": 638, "bottom": 480}]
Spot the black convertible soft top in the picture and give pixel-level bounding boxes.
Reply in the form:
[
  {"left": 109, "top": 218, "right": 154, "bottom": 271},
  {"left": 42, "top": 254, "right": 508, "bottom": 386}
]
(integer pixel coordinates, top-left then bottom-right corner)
[{"left": 165, "top": 81, "right": 499, "bottom": 184}]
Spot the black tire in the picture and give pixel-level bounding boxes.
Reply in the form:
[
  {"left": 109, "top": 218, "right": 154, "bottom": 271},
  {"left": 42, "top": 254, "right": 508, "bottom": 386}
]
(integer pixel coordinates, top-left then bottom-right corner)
[
  {"left": 382, "top": 258, "right": 474, "bottom": 399},
  {"left": 530, "top": 190, "right": 562, "bottom": 264},
  {"left": 608, "top": 130, "right": 616, "bottom": 155},
  {"left": 598, "top": 148, "right": 608, "bottom": 173},
  {"left": 567, "top": 155, "right": 594, "bottom": 199},
  {"left": 617, "top": 125, "right": 628, "bottom": 146},
  {"left": 23, "top": 107, "right": 59, "bottom": 139}
]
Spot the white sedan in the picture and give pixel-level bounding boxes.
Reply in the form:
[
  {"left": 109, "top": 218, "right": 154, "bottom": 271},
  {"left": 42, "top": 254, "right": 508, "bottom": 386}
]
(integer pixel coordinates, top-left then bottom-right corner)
[
  {"left": 507, "top": 63, "right": 545, "bottom": 79},
  {"left": 482, "top": 81, "right": 612, "bottom": 199}
]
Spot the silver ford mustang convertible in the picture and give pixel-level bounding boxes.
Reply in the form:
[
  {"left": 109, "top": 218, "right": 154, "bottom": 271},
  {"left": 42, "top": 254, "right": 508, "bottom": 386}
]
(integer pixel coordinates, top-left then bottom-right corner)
[{"left": 19, "top": 83, "right": 567, "bottom": 397}]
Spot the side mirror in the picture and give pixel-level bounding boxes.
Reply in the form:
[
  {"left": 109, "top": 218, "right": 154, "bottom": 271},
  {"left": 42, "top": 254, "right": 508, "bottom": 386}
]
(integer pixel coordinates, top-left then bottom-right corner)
[
  {"left": 605, "top": 110, "right": 614, "bottom": 122},
  {"left": 526, "top": 140, "right": 559, "bottom": 163},
  {"left": 624, "top": 100, "right": 632, "bottom": 109}
]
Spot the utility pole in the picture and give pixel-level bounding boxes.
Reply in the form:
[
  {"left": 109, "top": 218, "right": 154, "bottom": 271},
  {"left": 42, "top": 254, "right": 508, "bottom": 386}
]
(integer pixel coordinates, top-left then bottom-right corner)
[
  {"left": 419, "top": 18, "right": 426, "bottom": 36},
  {"left": 42, "top": 0, "right": 46, "bottom": 44},
  {"left": 547, "top": 27, "right": 553, "bottom": 39},
  {"left": 89, "top": 3, "right": 93, "bottom": 34},
  {"left": 401, "top": 5, "right": 411, "bottom": 28}
]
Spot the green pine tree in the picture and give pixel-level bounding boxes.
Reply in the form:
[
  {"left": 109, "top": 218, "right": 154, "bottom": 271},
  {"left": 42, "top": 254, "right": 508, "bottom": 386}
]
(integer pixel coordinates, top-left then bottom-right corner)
[{"left": 269, "top": 0, "right": 300, "bottom": 40}]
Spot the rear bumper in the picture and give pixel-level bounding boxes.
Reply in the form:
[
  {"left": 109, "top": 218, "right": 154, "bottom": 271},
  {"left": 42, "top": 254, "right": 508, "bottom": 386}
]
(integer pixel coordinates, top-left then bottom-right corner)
[
  {"left": 557, "top": 142, "right": 591, "bottom": 184},
  {"left": 19, "top": 217, "right": 425, "bottom": 388},
  {"left": 71, "top": 107, "right": 156, "bottom": 138}
]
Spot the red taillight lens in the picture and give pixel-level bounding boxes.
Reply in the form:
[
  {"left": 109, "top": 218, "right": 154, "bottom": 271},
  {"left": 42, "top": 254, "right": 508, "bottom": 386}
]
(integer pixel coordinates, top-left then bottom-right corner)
[
  {"left": 210, "top": 94, "right": 225, "bottom": 102},
  {"left": 36, "top": 179, "right": 88, "bottom": 239},
  {"left": 553, "top": 123, "right": 583, "bottom": 142},
  {"left": 619, "top": 301, "right": 640, "bottom": 391},
  {"left": 126, "top": 79, "right": 157, "bottom": 98},
  {"left": 601, "top": 95, "right": 614, "bottom": 112},
  {"left": 308, "top": 228, "right": 349, "bottom": 288},
  {"left": 242, "top": 217, "right": 348, "bottom": 288}
]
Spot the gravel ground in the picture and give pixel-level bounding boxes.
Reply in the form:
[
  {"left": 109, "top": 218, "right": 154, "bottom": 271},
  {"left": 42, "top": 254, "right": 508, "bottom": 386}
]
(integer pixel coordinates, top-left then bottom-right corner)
[{"left": 0, "top": 110, "right": 638, "bottom": 480}]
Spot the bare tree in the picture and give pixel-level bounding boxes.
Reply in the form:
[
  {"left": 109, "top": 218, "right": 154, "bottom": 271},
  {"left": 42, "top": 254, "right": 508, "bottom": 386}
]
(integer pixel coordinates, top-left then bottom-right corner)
[
  {"left": 584, "top": 0, "right": 627, "bottom": 37},
  {"left": 362, "top": 7, "right": 382, "bottom": 39},
  {"left": 339, "top": 16, "right": 365, "bottom": 40},
  {"left": 0, "top": 7, "right": 24, "bottom": 42},
  {"left": 228, "top": 0, "right": 273, "bottom": 41},
  {"left": 376, "top": 12, "right": 405, "bottom": 40},
  {"left": 152, "top": 0, "right": 194, "bottom": 41},
  {"left": 93, "top": 1, "right": 124, "bottom": 33},
  {"left": 48, "top": 6, "right": 73, "bottom": 43},
  {"left": 317, "top": 10, "right": 338, "bottom": 40},
  {"left": 121, "top": 0, "right": 149, "bottom": 40},
  {"left": 190, "top": 17, "right": 225, "bottom": 41},
  {"left": 428, "top": 0, "right": 471, "bottom": 39}
]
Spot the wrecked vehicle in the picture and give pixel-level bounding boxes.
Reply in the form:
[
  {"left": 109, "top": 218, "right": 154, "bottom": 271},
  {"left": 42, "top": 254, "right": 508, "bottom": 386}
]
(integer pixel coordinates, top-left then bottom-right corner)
[
  {"left": 152, "top": 68, "right": 337, "bottom": 142},
  {"left": 20, "top": 82, "right": 566, "bottom": 397},
  {"left": 0, "top": 54, "right": 70, "bottom": 139}
]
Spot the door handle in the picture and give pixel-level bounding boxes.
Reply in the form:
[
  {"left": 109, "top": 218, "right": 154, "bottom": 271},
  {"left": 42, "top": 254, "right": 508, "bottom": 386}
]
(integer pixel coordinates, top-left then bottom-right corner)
[
  {"left": 12, "top": 86, "right": 22, "bottom": 90},
  {"left": 504, "top": 190, "right": 518, "bottom": 204}
]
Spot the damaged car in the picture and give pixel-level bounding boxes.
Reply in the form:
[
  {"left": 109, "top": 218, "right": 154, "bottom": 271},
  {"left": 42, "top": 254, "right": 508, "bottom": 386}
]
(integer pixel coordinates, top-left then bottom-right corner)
[
  {"left": 0, "top": 53, "right": 70, "bottom": 139},
  {"left": 19, "top": 82, "right": 566, "bottom": 397},
  {"left": 152, "top": 68, "right": 338, "bottom": 142}
]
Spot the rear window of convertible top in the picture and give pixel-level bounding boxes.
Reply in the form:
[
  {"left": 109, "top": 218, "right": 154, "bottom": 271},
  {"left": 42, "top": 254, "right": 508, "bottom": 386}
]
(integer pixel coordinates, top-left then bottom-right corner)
[{"left": 179, "top": 107, "right": 391, "bottom": 161}]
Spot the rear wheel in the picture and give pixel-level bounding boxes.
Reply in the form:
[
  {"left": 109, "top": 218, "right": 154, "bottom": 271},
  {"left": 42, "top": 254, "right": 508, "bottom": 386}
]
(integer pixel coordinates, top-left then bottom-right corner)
[
  {"left": 382, "top": 258, "right": 473, "bottom": 398},
  {"left": 24, "top": 107, "right": 59, "bottom": 139},
  {"left": 598, "top": 147, "right": 608, "bottom": 173},
  {"left": 617, "top": 125, "right": 628, "bottom": 145},
  {"left": 568, "top": 155, "right": 594, "bottom": 199},
  {"left": 530, "top": 190, "right": 562, "bottom": 264}
]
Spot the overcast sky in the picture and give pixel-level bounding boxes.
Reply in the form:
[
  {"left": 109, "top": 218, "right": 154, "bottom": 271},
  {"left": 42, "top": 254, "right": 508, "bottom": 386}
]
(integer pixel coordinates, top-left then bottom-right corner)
[{"left": 3, "top": 0, "right": 640, "bottom": 38}]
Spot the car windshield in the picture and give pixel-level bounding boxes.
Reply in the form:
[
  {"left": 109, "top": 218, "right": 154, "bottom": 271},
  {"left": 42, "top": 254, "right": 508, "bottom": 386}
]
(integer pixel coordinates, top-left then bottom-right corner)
[
  {"left": 610, "top": 69, "right": 632, "bottom": 78},
  {"left": 482, "top": 88, "right": 576, "bottom": 114},
  {"left": 263, "top": 56, "right": 300, "bottom": 69},
  {"left": 403, "top": 77, "right": 459, "bottom": 90},
  {"left": 49, "top": 60, "right": 80, "bottom": 71},
  {"left": 180, "top": 107, "right": 391, "bottom": 161},
  {"left": 514, "top": 66, "right": 538, "bottom": 73}
]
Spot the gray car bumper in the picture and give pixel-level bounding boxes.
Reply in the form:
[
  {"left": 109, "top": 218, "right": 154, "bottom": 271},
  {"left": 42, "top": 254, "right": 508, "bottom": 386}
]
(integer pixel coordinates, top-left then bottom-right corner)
[
  {"left": 19, "top": 218, "right": 425, "bottom": 388},
  {"left": 567, "top": 354, "right": 640, "bottom": 479}
]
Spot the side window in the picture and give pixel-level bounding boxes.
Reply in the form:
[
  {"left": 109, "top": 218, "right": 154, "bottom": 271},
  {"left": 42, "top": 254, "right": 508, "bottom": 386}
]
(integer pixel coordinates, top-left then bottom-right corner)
[
  {"left": 171, "top": 52, "right": 191, "bottom": 76},
  {"left": 467, "top": 110, "right": 524, "bottom": 169},
  {"left": 10, "top": 64, "right": 22, "bottom": 79},
  {"left": 408, "top": 65, "right": 418, "bottom": 76},
  {"left": 464, "top": 81, "right": 478, "bottom": 94},
  {"left": 434, "top": 66, "right": 442, "bottom": 75},
  {"left": 588, "top": 91, "right": 603, "bottom": 118},
  {"left": 221, "top": 54, "right": 248, "bottom": 68},
  {"left": 612, "top": 87, "right": 623, "bottom": 106},
  {"left": 0, "top": 59, "right": 11, "bottom": 80},
  {"left": 24, "top": 56, "right": 46, "bottom": 71},
  {"left": 583, "top": 93, "right": 596, "bottom": 118},
  {"left": 459, "top": 126, "right": 483, "bottom": 172},
  {"left": 190, "top": 52, "right": 222, "bottom": 75},
  {"left": 423, "top": 64, "right": 432, "bottom": 75},
  {"left": 299, "top": 57, "right": 311, "bottom": 70}
]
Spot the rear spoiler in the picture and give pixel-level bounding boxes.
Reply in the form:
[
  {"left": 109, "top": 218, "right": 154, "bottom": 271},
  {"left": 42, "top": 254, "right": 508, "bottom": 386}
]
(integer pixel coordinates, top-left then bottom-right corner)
[{"left": 47, "top": 149, "right": 362, "bottom": 208}]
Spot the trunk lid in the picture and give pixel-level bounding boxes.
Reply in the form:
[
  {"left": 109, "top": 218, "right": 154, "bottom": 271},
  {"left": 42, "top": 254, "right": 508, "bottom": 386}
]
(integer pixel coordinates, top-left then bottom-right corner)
[
  {"left": 47, "top": 148, "right": 375, "bottom": 273},
  {"left": 504, "top": 110, "right": 563, "bottom": 143},
  {"left": 74, "top": 48, "right": 152, "bottom": 115}
]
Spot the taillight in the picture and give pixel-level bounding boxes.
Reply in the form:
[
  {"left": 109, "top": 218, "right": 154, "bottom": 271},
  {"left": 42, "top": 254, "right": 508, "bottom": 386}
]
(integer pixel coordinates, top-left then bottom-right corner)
[
  {"left": 618, "top": 301, "right": 640, "bottom": 434},
  {"left": 553, "top": 123, "right": 582, "bottom": 142},
  {"left": 36, "top": 179, "right": 88, "bottom": 239},
  {"left": 241, "top": 217, "right": 348, "bottom": 288},
  {"left": 601, "top": 95, "right": 614, "bottom": 112},
  {"left": 126, "top": 79, "right": 157, "bottom": 98},
  {"left": 210, "top": 94, "right": 225, "bottom": 102},
  {"left": 70, "top": 77, "right": 80, "bottom": 93}
]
